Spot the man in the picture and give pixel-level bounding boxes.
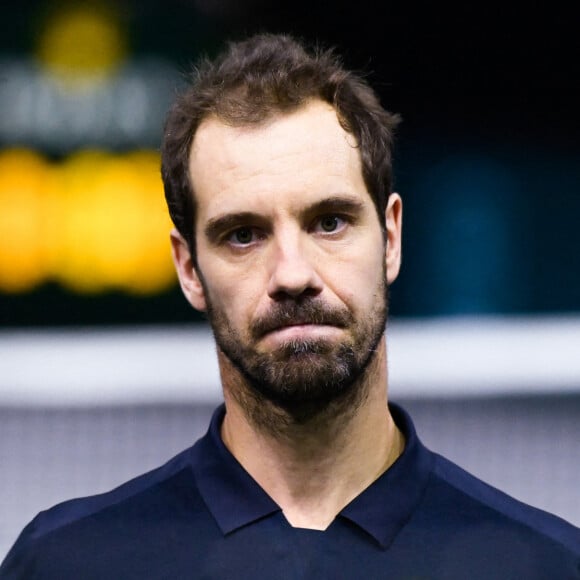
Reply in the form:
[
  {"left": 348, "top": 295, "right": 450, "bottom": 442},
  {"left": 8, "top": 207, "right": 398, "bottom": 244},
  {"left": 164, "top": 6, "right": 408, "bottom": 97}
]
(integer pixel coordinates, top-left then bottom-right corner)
[{"left": 1, "top": 33, "right": 579, "bottom": 579}]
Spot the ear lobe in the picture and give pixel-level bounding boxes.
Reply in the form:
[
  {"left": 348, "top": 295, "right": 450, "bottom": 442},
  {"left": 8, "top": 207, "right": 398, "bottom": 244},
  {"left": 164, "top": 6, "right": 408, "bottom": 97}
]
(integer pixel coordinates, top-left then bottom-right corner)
[
  {"left": 385, "top": 193, "right": 403, "bottom": 285},
  {"left": 170, "top": 229, "right": 207, "bottom": 311}
]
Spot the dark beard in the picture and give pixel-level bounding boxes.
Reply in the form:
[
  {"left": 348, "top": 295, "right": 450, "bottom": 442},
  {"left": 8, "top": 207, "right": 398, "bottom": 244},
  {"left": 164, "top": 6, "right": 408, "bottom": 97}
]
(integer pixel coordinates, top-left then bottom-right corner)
[{"left": 202, "top": 279, "right": 389, "bottom": 421}]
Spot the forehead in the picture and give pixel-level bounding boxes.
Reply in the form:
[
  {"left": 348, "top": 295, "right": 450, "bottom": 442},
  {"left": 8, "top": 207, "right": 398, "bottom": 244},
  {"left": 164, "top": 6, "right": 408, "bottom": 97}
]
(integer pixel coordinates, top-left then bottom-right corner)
[{"left": 188, "top": 100, "right": 368, "bottom": 219}]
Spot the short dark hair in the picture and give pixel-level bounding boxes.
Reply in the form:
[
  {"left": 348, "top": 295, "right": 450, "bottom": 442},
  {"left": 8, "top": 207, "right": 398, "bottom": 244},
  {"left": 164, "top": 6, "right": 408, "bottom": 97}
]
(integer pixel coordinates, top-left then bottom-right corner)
[{"left": 161, "top": 33, "right": 400, "bottom": 264}]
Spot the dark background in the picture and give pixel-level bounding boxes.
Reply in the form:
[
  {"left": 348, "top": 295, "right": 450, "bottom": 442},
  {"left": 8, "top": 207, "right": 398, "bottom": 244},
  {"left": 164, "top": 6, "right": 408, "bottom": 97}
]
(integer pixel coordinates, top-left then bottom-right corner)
[{"left": 1, "top": 1, "right": 579, "bottom": 326}]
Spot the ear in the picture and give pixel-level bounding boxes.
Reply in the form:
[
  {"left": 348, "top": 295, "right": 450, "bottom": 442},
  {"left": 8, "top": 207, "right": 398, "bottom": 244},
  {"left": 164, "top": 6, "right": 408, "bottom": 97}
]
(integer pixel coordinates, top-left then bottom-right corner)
[
  {"left": 385, "top": 193, "right": 403, "bottom": 285},
  {"left": 170, "top": 228, "right": 207, "bottom": 312}
]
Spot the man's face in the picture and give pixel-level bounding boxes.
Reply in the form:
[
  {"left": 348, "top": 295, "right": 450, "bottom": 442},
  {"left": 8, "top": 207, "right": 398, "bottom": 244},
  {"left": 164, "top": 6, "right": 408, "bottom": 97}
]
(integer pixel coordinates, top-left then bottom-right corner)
[{"left": 172, "top": 100, "right": 402, "bottom": 410}]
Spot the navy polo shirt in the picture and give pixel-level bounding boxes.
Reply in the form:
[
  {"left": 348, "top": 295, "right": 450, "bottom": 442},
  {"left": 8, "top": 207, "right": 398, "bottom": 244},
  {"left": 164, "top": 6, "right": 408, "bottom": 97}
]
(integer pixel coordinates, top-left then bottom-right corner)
[{"left": 2, "top": 403, "right": 579, "bottom": 579}]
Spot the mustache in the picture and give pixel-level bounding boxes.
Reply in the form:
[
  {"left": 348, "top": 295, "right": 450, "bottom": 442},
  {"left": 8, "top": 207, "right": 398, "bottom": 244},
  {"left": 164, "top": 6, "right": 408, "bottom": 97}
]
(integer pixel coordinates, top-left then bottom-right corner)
[{"left": 250, "top": 300, "right": 353, "bottom": 339}]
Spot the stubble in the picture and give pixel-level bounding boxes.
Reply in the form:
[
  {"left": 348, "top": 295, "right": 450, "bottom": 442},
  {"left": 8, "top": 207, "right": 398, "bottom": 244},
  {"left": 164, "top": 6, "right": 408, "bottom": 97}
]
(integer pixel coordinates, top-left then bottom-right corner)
[{"left": 200, "top": 269, "right": 389, "bottom": 432}]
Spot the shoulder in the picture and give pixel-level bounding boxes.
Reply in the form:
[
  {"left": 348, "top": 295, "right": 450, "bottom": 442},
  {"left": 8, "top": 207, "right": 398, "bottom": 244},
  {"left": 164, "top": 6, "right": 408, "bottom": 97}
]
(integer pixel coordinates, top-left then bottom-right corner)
[
  {"left": 427, "top": 451, "right": 580, "bottom": 555},
  {"left": 32, "top": 445, "right": 194, "bottom": 536},
  {"left": 0, "top": 446, "right": 205, "bottom": 577}
]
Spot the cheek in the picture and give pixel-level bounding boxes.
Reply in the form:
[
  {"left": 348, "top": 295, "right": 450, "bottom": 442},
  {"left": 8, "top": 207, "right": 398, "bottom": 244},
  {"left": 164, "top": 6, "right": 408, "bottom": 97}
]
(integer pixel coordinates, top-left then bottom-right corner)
[
  {"left": 354, "top": 263, "right": 385, "bottom": 308},
  {"left": 329, "top": 241, "right": 385, "bottom": 305},
  {"left": 201, "top": 264, "right": 263, "bottom": 324}
]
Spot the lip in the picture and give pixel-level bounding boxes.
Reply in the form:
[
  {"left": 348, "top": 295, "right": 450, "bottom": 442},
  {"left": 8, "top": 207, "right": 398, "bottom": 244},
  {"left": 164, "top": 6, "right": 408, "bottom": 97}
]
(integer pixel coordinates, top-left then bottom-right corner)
[
  {"left": 264, "top": 317, "right": 346, "bottom": 333},
  {"left": 262, "top": 323, "right": 341, "bottom": 342},
  {"left": 268, "top": 321, "right": 330, "bottom": 332}
]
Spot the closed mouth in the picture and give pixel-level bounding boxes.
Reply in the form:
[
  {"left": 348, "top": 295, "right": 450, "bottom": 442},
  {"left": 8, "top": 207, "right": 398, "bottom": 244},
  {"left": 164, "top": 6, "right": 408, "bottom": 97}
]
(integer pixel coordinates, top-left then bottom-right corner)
[{"left": 251, "top": 304, "right": 351, "bottom": 339}]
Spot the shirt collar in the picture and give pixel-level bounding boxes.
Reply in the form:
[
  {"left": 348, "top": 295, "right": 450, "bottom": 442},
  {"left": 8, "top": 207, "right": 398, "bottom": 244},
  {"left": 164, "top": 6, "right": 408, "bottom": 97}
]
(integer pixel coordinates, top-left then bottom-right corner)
[
  {"left": 190, "top": 405, "right": 280, "bottom": 534},
  {"left": 190, "top": 403, "right": 434, "bottom": 547},
  {"left": 339, "top": 403, "right": 435, "bottom": 547}
]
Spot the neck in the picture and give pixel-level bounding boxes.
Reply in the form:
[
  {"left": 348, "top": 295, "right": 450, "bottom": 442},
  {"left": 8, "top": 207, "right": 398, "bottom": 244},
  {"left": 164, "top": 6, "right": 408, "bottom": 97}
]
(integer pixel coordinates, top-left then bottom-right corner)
[{"left": 218, "top": 336, "right": 404, "bottom": 530}]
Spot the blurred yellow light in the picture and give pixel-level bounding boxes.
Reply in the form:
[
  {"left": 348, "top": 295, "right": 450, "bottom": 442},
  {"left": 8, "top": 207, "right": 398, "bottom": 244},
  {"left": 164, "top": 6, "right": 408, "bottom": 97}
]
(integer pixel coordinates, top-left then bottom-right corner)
[
  {"left": 57, "top": 150, "right": 116, "bottom": 293},
  {"left": 0, "top": 148, "right": 176, "bottom": 295},
  {"left": 0, "top": 150, "right": 57, "bottom": 292},
  {"left": 36, "top": 2, "right": 127, "bottom": 86},
  {"left": 115, "top": 151, "right": 177, "bottom": 295}
]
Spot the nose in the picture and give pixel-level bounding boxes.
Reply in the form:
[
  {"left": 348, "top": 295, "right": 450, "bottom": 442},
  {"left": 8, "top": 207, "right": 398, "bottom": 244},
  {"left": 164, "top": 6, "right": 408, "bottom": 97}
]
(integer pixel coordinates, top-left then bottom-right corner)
[{"left": 266, "top": 230, "right": 323, "bottom": 300}]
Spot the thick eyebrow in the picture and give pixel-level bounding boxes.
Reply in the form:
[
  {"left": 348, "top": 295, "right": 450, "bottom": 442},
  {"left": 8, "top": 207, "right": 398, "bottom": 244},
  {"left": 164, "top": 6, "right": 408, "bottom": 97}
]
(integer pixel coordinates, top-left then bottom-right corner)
[
  {"left": 203, "top": 195, "right": 367, "bottom": 243},
  {"left": 204, "top": 212, "right": 264, "bottom": 244},
  {"left": 305, "top": 196, "right": 366, "bottom": 218}
]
